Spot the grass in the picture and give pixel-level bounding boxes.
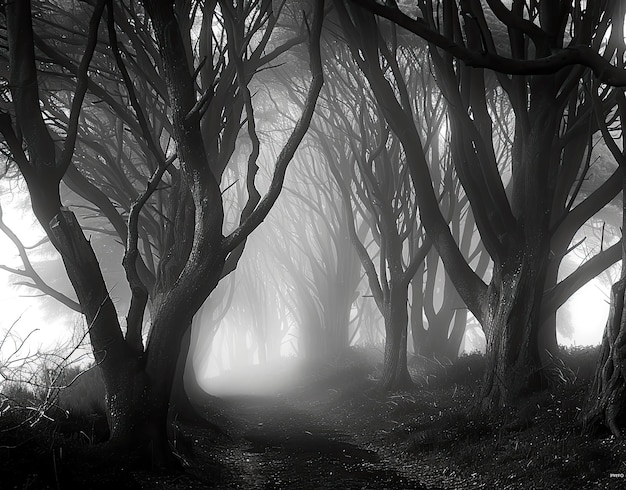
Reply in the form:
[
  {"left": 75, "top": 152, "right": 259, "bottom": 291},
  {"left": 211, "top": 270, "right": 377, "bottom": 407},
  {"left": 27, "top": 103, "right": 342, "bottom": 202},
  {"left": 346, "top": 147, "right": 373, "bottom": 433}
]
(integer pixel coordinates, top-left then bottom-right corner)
[
  {"left": 287, "top": 345, "right": 625, "bottom": 489},
  {"left": 0, "top": 362, "right": 112, "bottom": 489},
  {"left": 393, "top": 346, "right": 626, "bottom": 488},
  {"left": 1, "top": 362, "right": 108, "bottom": 445},
  {"left": 55, "top": 364, "right": 106, "bottom": 418},
  {"left": 2, "top": 344, "right": 625, "bottom": 489}
]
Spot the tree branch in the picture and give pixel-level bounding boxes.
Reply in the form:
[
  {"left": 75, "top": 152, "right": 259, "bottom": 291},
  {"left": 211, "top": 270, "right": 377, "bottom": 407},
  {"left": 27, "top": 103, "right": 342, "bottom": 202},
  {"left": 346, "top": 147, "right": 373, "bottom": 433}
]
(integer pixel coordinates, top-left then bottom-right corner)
[
  {"left": 543, "top": 241, "right": 621, "bottom": 313},
  {"left": 0, "top": 202, "right": 81, "bottom": 312},
  {"left": 106, "top": 0, "right": 166, "bottom": 165},
  {"left": 222, "top": 0, "right": 325, "bottom": 253},
  {"left": 348, "top": 0, "right": 626, "bottom": 86},
  {"left": 122, "top": 155, "right": 174, "bottom": 353},
  {"left": 57, "top": 0, "right": 108, "bottom": 176}
]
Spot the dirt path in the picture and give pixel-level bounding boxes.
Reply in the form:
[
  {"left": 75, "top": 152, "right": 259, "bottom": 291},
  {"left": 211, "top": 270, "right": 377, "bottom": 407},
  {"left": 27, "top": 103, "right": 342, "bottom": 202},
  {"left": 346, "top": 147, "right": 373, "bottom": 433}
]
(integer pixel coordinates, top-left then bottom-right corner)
[
  {"left": 197, "top": 392, "right": 428, "bottom": 489},
  {"left": 174, "top": 357, "right": 485, "bottom": 489},
  {"left": 145, "top": 354, "right": 620, "bottom": 490}
]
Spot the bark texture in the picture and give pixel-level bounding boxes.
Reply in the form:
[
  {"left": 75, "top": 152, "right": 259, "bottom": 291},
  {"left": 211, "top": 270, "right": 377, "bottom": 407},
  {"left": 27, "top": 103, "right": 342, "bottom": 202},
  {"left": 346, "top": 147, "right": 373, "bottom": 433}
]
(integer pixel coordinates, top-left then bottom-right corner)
[
  {"left": 583, "top": 277, "right": 626, "bottom": 436},
  {"left": 2, "top": 0, "right": 325, "bottom": 466}
]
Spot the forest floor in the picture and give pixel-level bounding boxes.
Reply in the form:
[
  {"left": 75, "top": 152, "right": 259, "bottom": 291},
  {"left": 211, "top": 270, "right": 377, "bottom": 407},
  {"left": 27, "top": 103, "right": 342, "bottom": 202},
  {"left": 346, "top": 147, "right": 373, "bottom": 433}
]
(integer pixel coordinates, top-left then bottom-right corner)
[{"left": 2, "top": 346, "right": 626, "bottom": 489}]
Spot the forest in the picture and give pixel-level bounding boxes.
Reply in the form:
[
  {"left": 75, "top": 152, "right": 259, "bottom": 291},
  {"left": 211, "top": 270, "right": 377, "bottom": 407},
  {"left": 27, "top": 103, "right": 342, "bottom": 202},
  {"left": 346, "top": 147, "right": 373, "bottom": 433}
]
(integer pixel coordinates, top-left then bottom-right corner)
[{"left": 1, "top": 0, "right": 626, "bottom": 488}]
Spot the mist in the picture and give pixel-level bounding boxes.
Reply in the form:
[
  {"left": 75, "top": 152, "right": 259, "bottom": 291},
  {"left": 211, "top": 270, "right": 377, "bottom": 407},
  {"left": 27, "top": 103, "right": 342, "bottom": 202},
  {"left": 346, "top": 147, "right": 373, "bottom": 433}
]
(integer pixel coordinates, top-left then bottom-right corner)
[{"left": 2, "top": 1, "right": 626, "bottom": 488}]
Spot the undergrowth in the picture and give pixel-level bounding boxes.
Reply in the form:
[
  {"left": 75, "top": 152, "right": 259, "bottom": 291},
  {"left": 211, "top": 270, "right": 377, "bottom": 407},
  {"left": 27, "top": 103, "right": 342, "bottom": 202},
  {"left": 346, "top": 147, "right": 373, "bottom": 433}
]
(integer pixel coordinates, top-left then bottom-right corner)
[
  {"left": 391, "top": 345, "right": 626, "bottom": 488},
  {"left": 2, "top": 344, "right": 623, "bottom": 489}
]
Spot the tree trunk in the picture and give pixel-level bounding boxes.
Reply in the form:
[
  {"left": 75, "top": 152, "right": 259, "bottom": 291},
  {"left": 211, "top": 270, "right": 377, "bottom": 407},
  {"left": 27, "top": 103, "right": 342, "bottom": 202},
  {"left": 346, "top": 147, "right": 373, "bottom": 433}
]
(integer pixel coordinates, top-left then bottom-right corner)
[
  {"left": 138, "top": 254, "right": 225, "bottom": 464},
  {"left": 583, "top": 168, "right": 626, "bottom": 436},
  {"left": 422, "top": 250, "right": 452, "bottom": 358},
  {"left": 321, "top": 226, "right": 360, "bottom": 357},
  {"left": 326, "top": 302, "right": 349, "bottom": 357},
  {"left": 45, "top": 211, "right": 172, "bottom": 460},
  {"left": 412, "top": 252, "right": 467, "bottom": 361},
  {"left": 48, "top": 212, "right": 174, "bottom": 463},
  {"left": 582, "top": 277, "right": 626, "bottom": 436},
  {"left": 410, "top": 263, "right": 428, "bottom": 356},
  {"left": 381, "top": 284, "right": 412, "bottom": 390},
  {"left": 169, "top": 326, "right": 208, "bottom": 425},
  {"left": 445, "top": 309, "right": 467, "bottom": 360},
  {"left": 479, "top": 243, "right": 547, "bottom": 410},
  {"left": 325, "top": 281, "right": 357, "bottom": 357},
  {"left": 105, "top": 366, "right": 169, "bottom": 460},
  {"left": 300, "top": 316, "right": 325, "bottom": 359}
]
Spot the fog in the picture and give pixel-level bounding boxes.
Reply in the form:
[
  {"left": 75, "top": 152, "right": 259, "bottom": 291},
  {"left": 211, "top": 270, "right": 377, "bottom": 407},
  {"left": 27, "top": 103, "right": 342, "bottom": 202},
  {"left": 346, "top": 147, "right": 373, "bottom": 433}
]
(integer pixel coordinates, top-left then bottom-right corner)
[
  {"left": 1, "top": 169, "right": 619, "bottom": 389},
  {"left": 3, "top": 2, "right": 626, "bottom": 488},
  {"left": 0, "top": 140, "right": 619, "bottom": 400}
]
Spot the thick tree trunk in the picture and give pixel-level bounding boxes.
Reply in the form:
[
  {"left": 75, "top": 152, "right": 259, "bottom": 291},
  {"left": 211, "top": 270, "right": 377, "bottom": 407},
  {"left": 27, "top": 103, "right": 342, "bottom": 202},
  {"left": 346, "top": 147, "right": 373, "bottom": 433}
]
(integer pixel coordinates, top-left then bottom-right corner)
[
  {"left": 47, "top": 213, "right": 174, "bottom": 464},
  {"left": 479, "top": 242, "right": 547, "bottom": 410},
  {"left": 583, "top": 169, "right": 626, "bottom": 435},
  {"left": 381, "top": 284, "right": 412, "bottom": 390},
  {"left": 324, "top": 282, "right": 358, "bottom": 357},
  {"left": 321, "top": 228, "right": 360, "bottom": 357},
  {"left": 326, "top": 303, "right": 349, "bottom": 357},
  {"left": 583, "top": 277, "right": 626, "bottom": 436},
  {"left": 169, "top": 326, "right": 207, "bottom": 425},
  {"left": 42, "top": 210, "right": 168, "bottom": 458},
  {"left": 105, "top": 367, "right": 168, "bottom": 458},
  {"left": 537, "top": 310, "right": 559, "bottom": 361},
  {"left": 103, "top": 374, "right": 167, "bottom": 466},
  {"left": 120, "top": 255, "right": 224, "bottom": 465},
  {"left": 300, "top": 317, "right": 325, "bottom": 359},
  {"left": 40, "top": 195, "right": 219, "bottom": 468}
]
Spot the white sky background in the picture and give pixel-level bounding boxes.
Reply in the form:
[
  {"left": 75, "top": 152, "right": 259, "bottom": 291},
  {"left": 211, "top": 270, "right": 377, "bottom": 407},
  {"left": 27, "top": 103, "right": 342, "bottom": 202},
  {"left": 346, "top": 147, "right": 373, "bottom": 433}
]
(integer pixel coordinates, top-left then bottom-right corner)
[{"left": 0, "top": 180, "right": 84, "bottom": 365}]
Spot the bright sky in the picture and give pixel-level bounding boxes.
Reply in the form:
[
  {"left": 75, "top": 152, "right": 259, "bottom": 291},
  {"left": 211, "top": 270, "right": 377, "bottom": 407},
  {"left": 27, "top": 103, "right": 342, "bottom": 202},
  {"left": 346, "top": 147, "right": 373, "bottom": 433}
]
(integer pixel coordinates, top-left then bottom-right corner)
[
  {"left": 0, "top": 180, "right": 83, "bottom": 365},
  {"left": 557, "top": 278, "right": 610, "bottom": 347}
]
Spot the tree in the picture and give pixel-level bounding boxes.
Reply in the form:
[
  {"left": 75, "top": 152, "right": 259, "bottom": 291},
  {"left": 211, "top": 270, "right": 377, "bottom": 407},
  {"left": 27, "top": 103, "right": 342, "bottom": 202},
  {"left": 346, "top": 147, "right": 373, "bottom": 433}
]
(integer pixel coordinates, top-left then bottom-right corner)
[
  {"left": 0, "top": 0, "right": 324, "bottom": 464},
  {"left": 406, "top": 70, "right": 490, "bottom": 360},
  {"left": 312, "top": 44, "right": 436, "bottom": 389},
  {"left": 335, "top": 0, "right": 625, "bottom": 409},
  {"left": 268, "top": 145, "right": 364, "bottom": 359},
  {"left": 583, "top": 6, "right": 626, "bottom": 432}
]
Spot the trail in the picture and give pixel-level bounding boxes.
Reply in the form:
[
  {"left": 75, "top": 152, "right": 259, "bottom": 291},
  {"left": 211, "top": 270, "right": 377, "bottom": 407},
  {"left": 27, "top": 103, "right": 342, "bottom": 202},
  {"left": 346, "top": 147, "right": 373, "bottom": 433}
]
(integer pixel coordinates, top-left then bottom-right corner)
[
  {"left": 197, "top": 393, "right": 427, "bottom": 489},
  {"left": 190, "top": 360, "right": 433, "bottom": 489}
]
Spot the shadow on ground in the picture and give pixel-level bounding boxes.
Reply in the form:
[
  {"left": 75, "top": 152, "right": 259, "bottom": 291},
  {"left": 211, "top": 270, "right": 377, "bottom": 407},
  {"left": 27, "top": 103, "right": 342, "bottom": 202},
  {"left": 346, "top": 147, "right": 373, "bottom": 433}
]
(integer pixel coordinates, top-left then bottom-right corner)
[{"left": 3, "top": 347, "right": 626, "bottom": 489}]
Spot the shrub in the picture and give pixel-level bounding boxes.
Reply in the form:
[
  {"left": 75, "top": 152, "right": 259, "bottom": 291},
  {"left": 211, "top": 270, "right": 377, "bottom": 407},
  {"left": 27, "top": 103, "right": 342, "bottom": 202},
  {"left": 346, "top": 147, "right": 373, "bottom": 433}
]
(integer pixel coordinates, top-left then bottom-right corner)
[
  {"left": 0, "top": 381, "right": 37, "bottom": 409},
  {"left": 56, "top": 365, "right": 106, "bottom": 417}
]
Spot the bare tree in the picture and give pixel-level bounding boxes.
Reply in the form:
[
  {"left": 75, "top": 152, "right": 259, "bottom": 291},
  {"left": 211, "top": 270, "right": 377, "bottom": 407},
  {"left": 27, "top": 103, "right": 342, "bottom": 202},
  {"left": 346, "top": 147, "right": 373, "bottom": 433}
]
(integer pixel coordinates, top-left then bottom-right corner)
[
  {"left": 583, "top": 6, "right": 626, "bottom": 432},
  {"left": 0, "top": 0, "right": 324, "bottom": 463},
  {"left": 334, "top": 0, "right": 624, "bottom": 409},
  {"left": 312, "top": 45, "right": 436, "bottom": 388}
]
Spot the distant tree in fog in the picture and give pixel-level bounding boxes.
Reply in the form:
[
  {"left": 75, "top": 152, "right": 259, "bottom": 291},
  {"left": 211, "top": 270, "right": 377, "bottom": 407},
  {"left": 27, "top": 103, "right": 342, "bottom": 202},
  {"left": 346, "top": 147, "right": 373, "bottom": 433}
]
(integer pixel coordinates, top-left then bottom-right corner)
[
  {"left": 265, "top": 144, "right": 363, "bottom": 359},
  {"left": 312, "top": 43, "right": 436, "bottom": 389}
]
